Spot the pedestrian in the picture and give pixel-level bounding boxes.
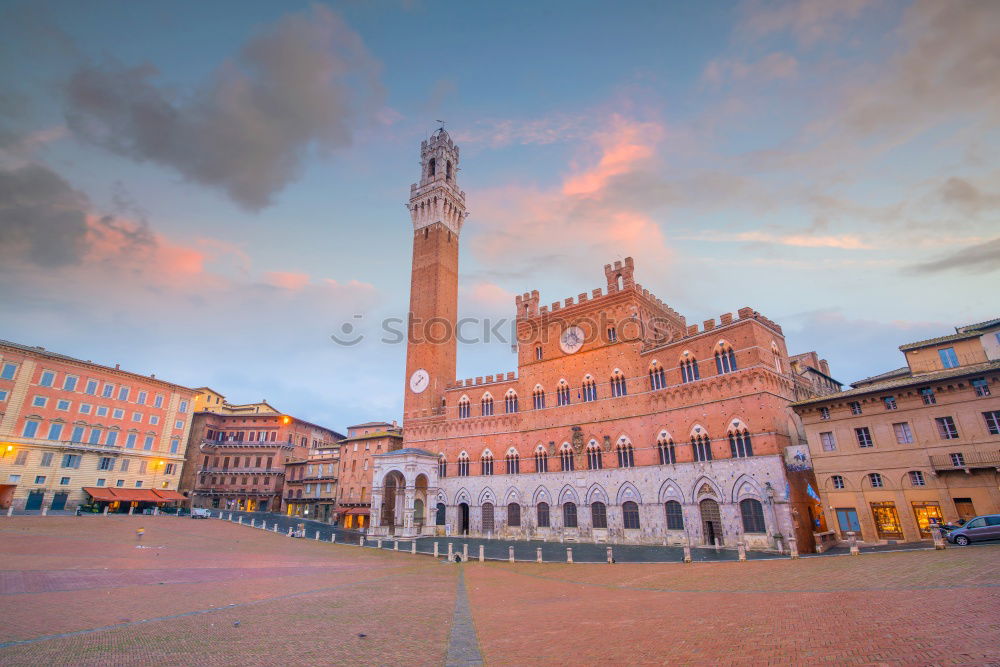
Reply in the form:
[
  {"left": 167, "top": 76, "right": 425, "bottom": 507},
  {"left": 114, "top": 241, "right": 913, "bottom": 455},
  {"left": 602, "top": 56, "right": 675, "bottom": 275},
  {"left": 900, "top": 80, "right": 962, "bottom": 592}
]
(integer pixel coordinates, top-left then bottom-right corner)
[{"left": 136, "top": 526, "right": 145, "bottom": 545}]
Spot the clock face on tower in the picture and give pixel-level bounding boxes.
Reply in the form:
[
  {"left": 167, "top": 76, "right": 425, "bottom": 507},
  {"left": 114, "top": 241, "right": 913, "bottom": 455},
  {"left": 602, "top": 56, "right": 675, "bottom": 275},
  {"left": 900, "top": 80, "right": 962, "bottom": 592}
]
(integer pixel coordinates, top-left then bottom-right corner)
[
  {"left": 559, "top": 326, "right": 585, "bottom": 354},
  {"left": 409, "top": 368, "right": 430, "bottom": 393}
]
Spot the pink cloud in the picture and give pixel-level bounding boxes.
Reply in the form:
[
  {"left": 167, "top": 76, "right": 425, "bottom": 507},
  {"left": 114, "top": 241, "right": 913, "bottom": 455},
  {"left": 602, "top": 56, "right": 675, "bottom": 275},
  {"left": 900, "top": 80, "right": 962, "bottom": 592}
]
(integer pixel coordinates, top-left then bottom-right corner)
[{"left": 266, "top": 271, "right": 311, "bottom": 290}]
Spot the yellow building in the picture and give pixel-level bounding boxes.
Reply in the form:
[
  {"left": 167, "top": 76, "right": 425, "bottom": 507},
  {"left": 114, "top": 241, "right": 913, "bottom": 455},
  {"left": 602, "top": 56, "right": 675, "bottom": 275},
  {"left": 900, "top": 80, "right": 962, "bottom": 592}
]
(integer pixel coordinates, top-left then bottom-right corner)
[
  {"left": 792, "top": 317, "right": 1000, "bottom": 543},
  {"left": 192, "top": 387, "right": 280, "bottom": 415}
]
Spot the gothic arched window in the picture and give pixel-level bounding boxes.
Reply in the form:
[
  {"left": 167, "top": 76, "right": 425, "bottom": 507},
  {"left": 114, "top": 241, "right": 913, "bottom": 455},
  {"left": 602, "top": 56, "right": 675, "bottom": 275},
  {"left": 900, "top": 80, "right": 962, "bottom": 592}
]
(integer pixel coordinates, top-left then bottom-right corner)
[
  {"left": 587, "top": 443, "right": 603, "bottom": 470},
  {"left": 563, "top": 502, "right": 578, "bottom": 528},
  {"left": 534, "top": 445, "right": 548, "bottom": 473},
  {"left": 458, "top": 397, "right": 470, "bottom": 419},
  {"left": 681, "top": 356, "right": 700, "bottom": 383},
  {"left": 591, "top": 501, "right": 607, "bottom": 529},
  {"left": 428, "top": 157, "right": 436, "bottom": 177},
  {"left": 582, "top": 377, "right": 598, "bottom": 402},
  {"left": 610, "top": 371, "right": 627, "bottom": 397},
  {"left": 715, "top": 343, "right": 738, "bottom": 375},
  {"left": 533, "top": 386, "right": 546, "bottom": 410},
  {"left": 504, "top": 390, "right": 518, "bottom": 414},
  {"left": 560, "top": 444, "right": 574, "bottom": 472},
  {"left": 537, "top": 502, "right": 550, "bottom": 527},
  {"left": 446, "top": 160, "right": 452, "bottom": 180},
  {"left": 505, "top": 450, "right": 519, "bottom": 475},
  {"left": 507, "top": 502, "right": 520, "bottom": 527},
  {"left": 665, "top": 500, "right": 684, "bottom": 530},
  {"left": 649, "top": 362, "right": 666, "bottom": 391},
  {"left": 481, "top": 395, "right": 494, "bottom": 417},
  {"left": 692, "top": 433, "right": 713, "bottom": 462},
  {"left": 557, "top": 381, "right": 571, "bottom": 406},
  {"left": 457, "top": 453, "right": 470, "bottom": 477},
  {"left": 616, "top": 441, "right": 634, "bottom": 468},
  {"left": 728, "top": 427, "right": 754, "bottom": 458},
  {"left": 623, "top": 501, "right": 641, "bottom": 530},
  {"left": 657, "top": 437, "right": 676, "bottom": 465},
  {"left": 438, "top": 455, "right": 447, "bottom": 478},
  {"left": 740, "top": 499, "right": 766, "bottom": 533},
  {"left": 481, "top": 451, "right": 494, "bottom": 476}
]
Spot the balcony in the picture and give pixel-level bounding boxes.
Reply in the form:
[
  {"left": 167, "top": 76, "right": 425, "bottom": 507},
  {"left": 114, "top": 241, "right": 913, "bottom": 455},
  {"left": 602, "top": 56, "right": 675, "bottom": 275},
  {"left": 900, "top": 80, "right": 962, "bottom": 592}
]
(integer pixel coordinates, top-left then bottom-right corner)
[
  {"left": 201, "top": 439, "right": 294, "bottom": 450},
  {"left": 198, "top": 467, "right": 283, "bottom": 476},
  {"left": 929, "top": 450, "right": 1000, "bottom": 472}
]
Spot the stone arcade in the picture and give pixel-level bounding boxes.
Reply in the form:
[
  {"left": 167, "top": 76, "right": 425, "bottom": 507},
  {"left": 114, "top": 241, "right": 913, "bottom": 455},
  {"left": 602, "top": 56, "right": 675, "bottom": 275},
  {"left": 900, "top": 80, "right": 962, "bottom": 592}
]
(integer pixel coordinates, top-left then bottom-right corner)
[{"left": 371, "top": 129, "right": 829, "bottom": 551}]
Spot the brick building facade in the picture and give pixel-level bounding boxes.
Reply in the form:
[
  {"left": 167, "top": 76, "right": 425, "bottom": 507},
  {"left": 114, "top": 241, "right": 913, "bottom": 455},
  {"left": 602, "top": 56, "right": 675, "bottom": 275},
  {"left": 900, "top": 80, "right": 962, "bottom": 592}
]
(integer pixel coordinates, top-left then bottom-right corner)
[
  {"left": 283, "top": 449, "right": 340, "bottom": 522},
  {"left": 336, "top": 421, "right": 403, "bottom": 529},
  {"left": 793, "top": 318, "right": 1000, "bottom": 543},
  {"left": 370, "top": 130, "right": 831, "bottom": 551},
  {"left": 182, "top": 399, "right": 343, "bottom": 512},
  {"left": 0, "top": 340, "right": 196, "bottom": 512}
]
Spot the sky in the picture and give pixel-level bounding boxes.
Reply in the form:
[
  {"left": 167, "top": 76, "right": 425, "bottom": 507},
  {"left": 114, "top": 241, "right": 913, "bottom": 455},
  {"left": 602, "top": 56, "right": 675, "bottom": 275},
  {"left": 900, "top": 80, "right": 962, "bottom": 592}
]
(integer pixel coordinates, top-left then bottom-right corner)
[{"left": 1, "top": 0, "right": 997, "bottom": 430}]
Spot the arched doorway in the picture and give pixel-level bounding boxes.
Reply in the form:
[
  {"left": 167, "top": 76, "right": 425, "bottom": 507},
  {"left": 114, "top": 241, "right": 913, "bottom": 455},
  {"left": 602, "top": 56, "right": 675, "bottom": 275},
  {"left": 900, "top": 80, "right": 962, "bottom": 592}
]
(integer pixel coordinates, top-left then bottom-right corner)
[
  {"left": 459, "top": 502, "right": 469, "bottom": 534},
  {"left": 381, "top": 470, "right": 405, "bottom": 535},
  {"left": 482, "top": 502, "right": 495, "bottom": 534},
  {"left": 700, "top": 498, "right": 722, "bottom": 545},
  {"left": 435, "top": 502, "right": 446, "bottom": 526},
  {"left": 414, "top": 473, "right": 429, "bottom": 530},
  {"left": 413, "top": 499, "right": 425, "bottom": 529}
]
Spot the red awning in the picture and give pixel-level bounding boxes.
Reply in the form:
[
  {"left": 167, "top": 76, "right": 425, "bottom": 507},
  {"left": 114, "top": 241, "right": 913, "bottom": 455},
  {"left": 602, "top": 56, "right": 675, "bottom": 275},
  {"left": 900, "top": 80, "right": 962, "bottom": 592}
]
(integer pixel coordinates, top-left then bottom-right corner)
[
  {"left": 342, "top": 508, "right": 370, "bottom": 516},
  {"left": 83, "top": 487, "right": 118, "bottom": 502},
  {"left": 83, "top": 487, "right": 181, "bottom": 503}
]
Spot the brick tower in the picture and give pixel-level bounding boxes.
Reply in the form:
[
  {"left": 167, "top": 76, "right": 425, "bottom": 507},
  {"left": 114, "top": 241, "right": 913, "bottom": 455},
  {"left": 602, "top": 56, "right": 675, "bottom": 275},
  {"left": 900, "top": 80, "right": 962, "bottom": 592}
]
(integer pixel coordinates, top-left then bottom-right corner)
[{"left": 403, "top": 129, "right": 466, "bottom": 422}]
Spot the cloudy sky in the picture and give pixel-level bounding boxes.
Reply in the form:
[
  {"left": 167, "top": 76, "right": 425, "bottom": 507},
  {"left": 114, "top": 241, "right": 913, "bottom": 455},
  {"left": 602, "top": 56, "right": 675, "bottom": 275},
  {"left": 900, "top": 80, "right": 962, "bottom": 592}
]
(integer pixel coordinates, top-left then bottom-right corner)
[{"left": 1, "top": 0, "right": 997, "bottom": 429}]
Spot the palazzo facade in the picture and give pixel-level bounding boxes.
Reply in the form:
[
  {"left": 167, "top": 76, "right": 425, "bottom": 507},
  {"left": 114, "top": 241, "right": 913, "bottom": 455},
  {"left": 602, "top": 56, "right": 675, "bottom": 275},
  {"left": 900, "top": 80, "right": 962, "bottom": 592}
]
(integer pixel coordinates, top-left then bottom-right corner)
[{"left": 372, "top": 130, "right": 829, "bottom": 551}]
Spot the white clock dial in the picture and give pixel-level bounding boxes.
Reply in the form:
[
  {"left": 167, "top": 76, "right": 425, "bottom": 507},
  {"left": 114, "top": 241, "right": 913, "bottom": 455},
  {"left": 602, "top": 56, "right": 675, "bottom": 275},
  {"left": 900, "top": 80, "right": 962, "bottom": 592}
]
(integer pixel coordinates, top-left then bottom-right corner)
[
  {"left": 560, "top": 326, "right": 585, "bottom": 354},
  {"left": 409, "top": 369, "right": 430, "bottom": 393}
]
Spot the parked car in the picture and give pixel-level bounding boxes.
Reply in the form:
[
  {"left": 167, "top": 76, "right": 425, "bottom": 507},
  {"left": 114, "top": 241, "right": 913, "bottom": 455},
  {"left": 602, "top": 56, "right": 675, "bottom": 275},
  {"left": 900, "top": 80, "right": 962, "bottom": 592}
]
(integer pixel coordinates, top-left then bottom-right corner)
[
  {"left": 191, "top": 508, "right": 211, "bottom": 519},
  {"left": 946, "top": 514, "right": 1000, "bottom": 545}
]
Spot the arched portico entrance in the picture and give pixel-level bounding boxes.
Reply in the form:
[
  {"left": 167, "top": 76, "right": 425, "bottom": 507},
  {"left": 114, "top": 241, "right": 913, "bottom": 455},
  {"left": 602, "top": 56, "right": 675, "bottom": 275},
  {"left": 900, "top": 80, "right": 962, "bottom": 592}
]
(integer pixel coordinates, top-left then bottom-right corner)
[
  {"left": 459, "top": 502, "right": 470, "bottom": 534},
  {"left": 381, "top": 470, "right": 406, "bottom": 535},
  {"left": 700, "top": 498, "right": 723, "bottom": 546}
]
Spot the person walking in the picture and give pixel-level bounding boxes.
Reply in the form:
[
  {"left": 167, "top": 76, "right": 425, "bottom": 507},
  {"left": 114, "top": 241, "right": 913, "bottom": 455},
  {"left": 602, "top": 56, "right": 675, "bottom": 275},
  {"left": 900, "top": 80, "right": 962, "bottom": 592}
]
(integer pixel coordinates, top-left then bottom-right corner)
[{"left": 136, "top": 526, "right": 145, "bottom": 546}]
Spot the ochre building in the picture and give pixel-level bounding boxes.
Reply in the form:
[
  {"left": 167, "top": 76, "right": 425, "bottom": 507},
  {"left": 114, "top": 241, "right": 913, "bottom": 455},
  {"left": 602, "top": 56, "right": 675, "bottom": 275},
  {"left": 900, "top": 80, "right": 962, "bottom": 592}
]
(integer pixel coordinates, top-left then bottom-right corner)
[
  {"left": 0, "top": 340, "right": 196, "bottom": 512},
  {"left": 283, "top": 448, "right": 340, "bottom": 522},
  {"left": 337, "top": 421, "right": 403, "bottom": 530},
  {"left": 371, "top": 130, "right": 832, "bottom": 551},
  {"left": 793, "top": 318, "right": 1000, "bottom": 543}
]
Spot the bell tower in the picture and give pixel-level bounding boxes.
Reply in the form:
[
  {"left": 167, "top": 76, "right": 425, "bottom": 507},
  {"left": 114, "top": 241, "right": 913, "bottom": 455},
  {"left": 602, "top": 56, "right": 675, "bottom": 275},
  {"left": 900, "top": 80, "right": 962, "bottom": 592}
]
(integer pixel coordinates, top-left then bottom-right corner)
[{"left": 403, "top": 128, "right": 466, "bottom": 423}]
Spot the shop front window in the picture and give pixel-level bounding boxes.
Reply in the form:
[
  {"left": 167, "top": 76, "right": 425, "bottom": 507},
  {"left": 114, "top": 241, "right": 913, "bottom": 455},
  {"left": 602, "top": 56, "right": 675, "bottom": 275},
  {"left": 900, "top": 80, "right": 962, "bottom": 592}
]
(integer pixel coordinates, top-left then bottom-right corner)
[
  {"left": 911, "top": 502, "right": 943, "bottom": 538},
  {"left": 870, "top": 501, "right": 903, "bottom": 540}
]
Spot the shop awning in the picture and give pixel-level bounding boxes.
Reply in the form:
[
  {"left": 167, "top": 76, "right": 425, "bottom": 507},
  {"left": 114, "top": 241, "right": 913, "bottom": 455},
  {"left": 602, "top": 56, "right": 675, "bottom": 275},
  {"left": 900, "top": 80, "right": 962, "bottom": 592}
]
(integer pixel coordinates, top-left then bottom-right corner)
[
  {"left": 342, "top": 508, "right": 370, "bottom": 516},
  {"left": 83, "top": 487, "right": 183, "bottom": 503},
  {"left": 152, "top": 489, "right": 186, "bottom": 501}
]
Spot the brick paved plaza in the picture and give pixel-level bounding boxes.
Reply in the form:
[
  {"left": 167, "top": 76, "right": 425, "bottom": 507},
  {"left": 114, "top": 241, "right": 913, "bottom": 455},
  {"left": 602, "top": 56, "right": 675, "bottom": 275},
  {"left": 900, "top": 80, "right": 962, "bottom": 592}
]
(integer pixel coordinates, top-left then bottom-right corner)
[{"left": 1, "top": 516, "right": 998, "bottom": 666}]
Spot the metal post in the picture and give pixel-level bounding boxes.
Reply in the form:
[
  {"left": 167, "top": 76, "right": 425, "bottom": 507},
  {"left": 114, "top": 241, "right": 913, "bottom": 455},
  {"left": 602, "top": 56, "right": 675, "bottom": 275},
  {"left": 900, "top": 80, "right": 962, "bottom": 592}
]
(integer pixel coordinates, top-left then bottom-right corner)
[
  {"left": 847, "top": 531, "right": 859, "bottom": 556},
  {"left": 788, "top": 536, "right": 799, "bottom": 559},
  {"left": 566, "top": 547, "right": 573, "bottom": 563},
  {"left": 737, "top": 541, "right": 747, "bottom": 562},
  {"left": 606, "top": 546, "right": 613, "bottom": 564},
  {"left": 536, "top": 547, "right": 543, "bottom": 562},
  {"left": 508, "top": 546, "right": 514, "bottom": 563}
]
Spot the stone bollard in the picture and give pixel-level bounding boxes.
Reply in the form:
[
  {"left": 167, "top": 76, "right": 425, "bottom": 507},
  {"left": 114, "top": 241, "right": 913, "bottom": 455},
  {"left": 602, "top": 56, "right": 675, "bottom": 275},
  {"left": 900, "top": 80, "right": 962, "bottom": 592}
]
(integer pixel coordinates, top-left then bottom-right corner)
[
  {"left": 536, "top": 547, "right": 543, "bottom": 563},
  {"left": 448, "top": 543, "right": 454, "bottom": 560},
  {"left": 42, "top": 507, "right": 48, "bottom": 516},
  {"left": 566, "top": 547, "right": 573, "bottom": 563},
  {"left": 607, "top": 546, "right": 614, "bottom": 564},
  {"left": 331, "top": 533, "right": 336, "bottom": 543},
  {"left": 315, "top": 530, "right": 320, "bottom": 541},
  {"left": 376, "top": 539, "right": 382, "bottom": 549},
  {"left": 714, "top": 537, "right": 721, "bottom": 552},
  {"left": 847, "top": 531, "right": 859, "bottom": 556},
  {"left": 931, "top": 525, "right": 946, "bottom": 550},
  {"left": 103, "top": 506, "right": 109, "bottom": 516},
  {"left": 394, "top": 540, "right": 399, "bottom": 551},
  {"left": 128, "top": 506, "right": 134, "bottom": 516},
  {"left": 508, "top": 546, "right": 514, "bottom": 563},
  {"left": 153, "top": 508, "right": 159, "bottom": 516},
  {"left": 788, "top": 536, "right": 799, "bottom": 559},
  {"left": 434, "top": 542, "right": 439, "bottom": 558},
  {"left": 480, "top": 545, "right": 485, "bottom": 562},
  {"left": 273, "top": 525, "right": 279, "bottom": 533},
  {"left": 359, "top": 536, "right": 364, "bottom": 546},
  {"left": 6, "top": 507, "right": 13, "bottom": 517},
  {"left": 411, "top": 541, "right": 416, "bottom": 554},
  {"left": 239, "top": 516, "right": 243, "bottom": 525},
  {"left": 228, "top": 513, "right": 232, "bottom": 521},
  {"left": 683, "top": 536, "right": 692, "bottom": 564},
  {"left": 737, "top": 541, "right": 747, "bottom": 562},
  {"left": 250, "top": 518, "right": 255, "bottom": 527},
  {"left": 287, "top": 526, "right": 293, "bottom": 537},
  {"left": 462, "top": 544, "right": 468, "bottom": 561}
]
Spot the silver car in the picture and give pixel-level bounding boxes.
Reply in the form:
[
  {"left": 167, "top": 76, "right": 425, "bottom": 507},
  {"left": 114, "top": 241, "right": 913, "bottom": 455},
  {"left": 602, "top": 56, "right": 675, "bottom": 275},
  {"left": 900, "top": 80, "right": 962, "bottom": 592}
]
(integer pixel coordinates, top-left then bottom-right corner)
[{"left": 947, "top": 514, "right": 1000, "bottom": 546}]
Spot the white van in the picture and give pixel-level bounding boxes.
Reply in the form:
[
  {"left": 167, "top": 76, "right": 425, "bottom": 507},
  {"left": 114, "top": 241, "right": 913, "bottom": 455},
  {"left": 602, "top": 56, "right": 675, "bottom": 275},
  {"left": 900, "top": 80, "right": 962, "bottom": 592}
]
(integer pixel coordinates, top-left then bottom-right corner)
[{"left": 191, "top": 508, "right": 211, "bottom": 519}]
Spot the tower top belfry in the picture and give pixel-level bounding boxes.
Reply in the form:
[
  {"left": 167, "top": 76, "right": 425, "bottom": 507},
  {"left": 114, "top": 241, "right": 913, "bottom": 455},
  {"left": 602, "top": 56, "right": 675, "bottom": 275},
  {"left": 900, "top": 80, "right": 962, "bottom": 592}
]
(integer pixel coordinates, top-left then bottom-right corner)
[{"left": 408, "top": 128, "right": 467, "bottom": 236}]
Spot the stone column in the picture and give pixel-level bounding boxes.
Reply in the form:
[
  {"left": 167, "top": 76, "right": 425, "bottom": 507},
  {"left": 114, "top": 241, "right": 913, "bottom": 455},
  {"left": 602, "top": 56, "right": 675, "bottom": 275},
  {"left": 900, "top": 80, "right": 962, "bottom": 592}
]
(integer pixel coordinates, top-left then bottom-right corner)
[{"left": 402, "top": 486, "right": 416, "bottom": 537}]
